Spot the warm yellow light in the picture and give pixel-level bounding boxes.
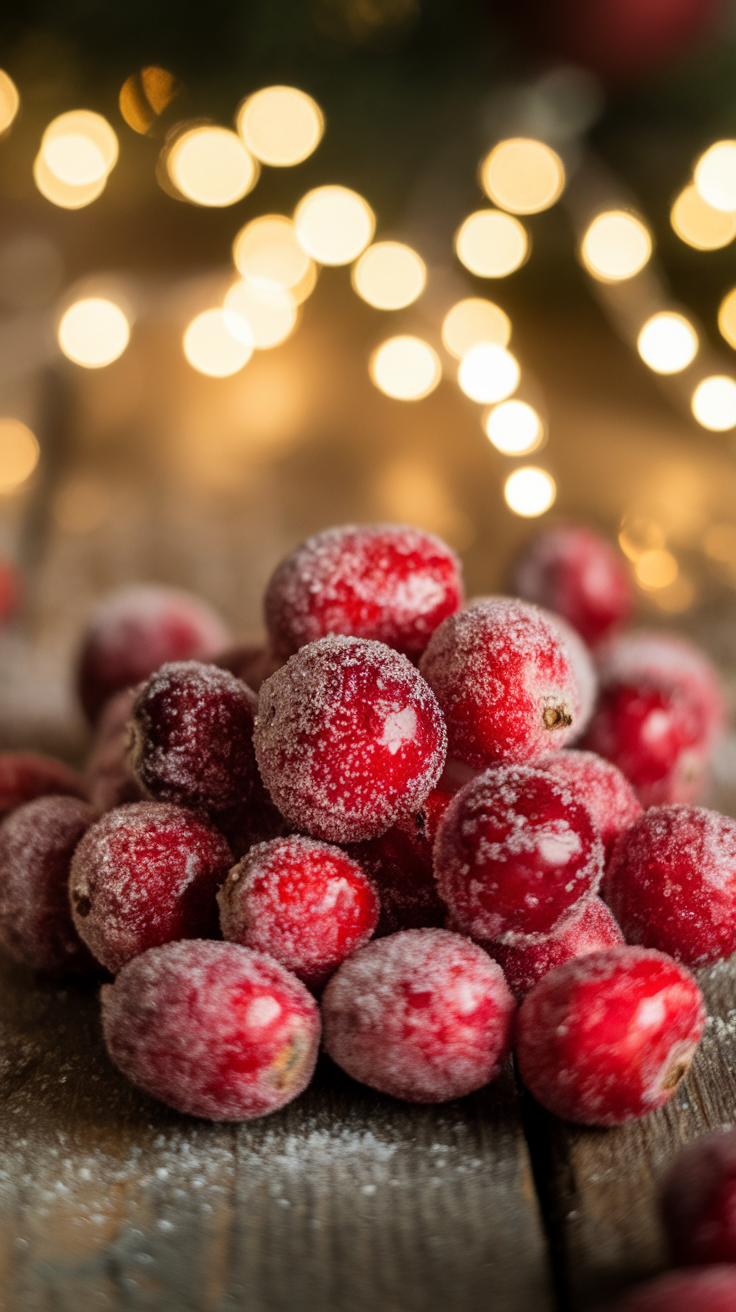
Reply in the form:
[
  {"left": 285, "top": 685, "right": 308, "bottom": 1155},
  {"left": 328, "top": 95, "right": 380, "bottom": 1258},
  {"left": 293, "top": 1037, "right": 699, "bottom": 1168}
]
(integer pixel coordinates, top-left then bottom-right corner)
[
  {"left": 0, "top": 71, "right": 20, "bottom": 136},
  {"left": 504, "top": 467, "right": 556, "bottom": 517},
  {"left": 58, "top": 299, "right": 130, "bottom": 368},
  {"left": 33, "top": 152, "right": 107, "bottom": 209},
  {"left": 351, "top": 242, "right": 426, "bottom": 310},
  {"left": 441, "top": 298, "right": 511, "bottom": 358},
  {"left": 694, "top": 141, "right": 736, "bottom": 212},
  {"left": 580, "top": 211, "right": 652, "bottom": 281},
  {"left": 481, "top": 138, "right": 565, "bottom": 215},
  {"left": 183, "top": 309, "right": 253, "bottom": 377},
  {"left": 718, "top": 288, "right": 736, "bottom": 350},
  {"left": 636, "top": 312, "right": 698, "bottom": 375},
  {"left": 119, "top": 67, "right": 180, "bottom": 135},
  {"left": 703, "top": 523, "right": 736, "bottom": 563},
  {"left": 653, "top": 576, "right": 694, "bottom": 613},
  {"left": 168, "top": 127, "right": 258, "bottom": 207},
  {"left": 692, "top": 375, "right": 736, "bottom": 430},
  {"left": 455, "top": 210, "right": 528, "bottom": 278},
  {"left": 458, "top": 343, "right": 520, "bottom": 403},
  {"left": 618, "top": 515, "right": 665, "bottom": 561},
  {"left": 290, "top": 259, "right": 319, "bottom": 304},
  {"left": 233, "top": 215, "right": 312, "bottom": 292},
  {"left": 237, "top": 86, "right": 324, "bottom": 166},
  {"left": 295, "top": 186, "right": 375, "bottom": 265},
  {"left": 0, "top": 420, "right": 40, "bottom": 492},
  {"left": 484, "top": 400, "right": 543, "bottom": 455},
  {"left": 671, "top": 185, "right": 736, "bottom": 250},
  {"left": 41, "top": 111, "right": 118, "bottom": 185},
  {"left": 223, "top": 280, "right": 297, "bottom": 349},
  {"left": 369, "top": 336, "right": 441, "bottom": 400},
  {"left": 635, "top": 549, "right": 678, "bottom": 590}
]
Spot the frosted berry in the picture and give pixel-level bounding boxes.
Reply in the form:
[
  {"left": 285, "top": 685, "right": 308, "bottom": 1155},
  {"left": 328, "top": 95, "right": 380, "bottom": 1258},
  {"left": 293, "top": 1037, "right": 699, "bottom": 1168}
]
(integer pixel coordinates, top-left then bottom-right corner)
[
  {"left": 321, "top": 928, "right": 515, "bottom": 1102},
  {"left": 85, "top": 686, "right": 145, "bottom": 813},
  {"left": 0, "top": 796, "right": 96, "bottom": 974},
  {"left": 598, "top": 629, "right": 725, "bottom": 752},
  {"left": 434, "top": 766, "right": 604, "bottom": 940},
  {"left": 69, "top": 802, "right": 233, "bottom": 974},
  {"left": 0, "top": 751, "right": 86, "bottom": 817},
  {"left": 264, "top": 524, "right": 462, "bottom": 660},
  {"left": 604, "top": 805, "right": 736, "bottom": 967},
  {"left": 540, "top": 750, "right": 642, "bottom": 858},
  {"left": 485, "top": 897, "right": 624, "bottom": 999},
  {"left": 514, "top": 946, "right": 705, "bottom": 1126},
  {"left": 254, "top": 635, "right": 446, "bottom": 843},
  {"left": 77, "top": 584, "right": 230, "bottom": 724},
  {"left": 420, "top": 599, "right": 580, "bottom": 768},
  {"left": 101, "top": 940, "right": 320, "bottom": 1120},
  {"left": 660, "top": 1130, "right": 736, "bottom": 1267},
  {"left": 511, "top": 524, "right": 633, "bottom": 646},
  {"left": 214, "top": 643, "right": 284, "bottom": 692},
  {"left": 606, "top": 1268, "right": 736, "bottom": 1312}
]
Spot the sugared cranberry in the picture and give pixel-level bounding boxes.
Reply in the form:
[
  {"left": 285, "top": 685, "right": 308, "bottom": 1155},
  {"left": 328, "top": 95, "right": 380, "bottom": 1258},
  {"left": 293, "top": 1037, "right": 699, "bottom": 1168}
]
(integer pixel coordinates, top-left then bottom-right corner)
[
  {"left": 485, "top": 897, "right": 624, "bottom": 999},
  {"left": 264, "top": 524, "right": 462, "bottom": 660},
  {"left": 540, "top": 750, "right": 642, "bottom": 858},
  {"left": 660, "top": 1130, "right": 736, "bottom": 1267},
  {"left": 77, "top": 584, "right": 230, "bottom": 724},
  {"left": 514, "top": 946, "right": 705, "bottom": 1126},
  {"left": 0, "top": 751, "right": 87, "bottom": 816},
  {"left": 218, "top": 836, "right": 379, "bottom": 989},
  {"left": 214, "top": 643, "right": 284, "bottom": 692},
  {"left": 598, "top": 630, "right": 725, "bottom": 752},
  {"left": 0, "top": 796, "right": 97, "bottom": 973},
  {"left": 511, "top": 524, "right": 633, "bottom": 646},
  {"left": 604, "top": 805, "right": 736, "bottom": 967},
  {"left": 85, "top": 686, "right": 145, "bottom": 813},
  {"left": 420, "top": 599, "right": 580, "bottom": 768},
  {"left": 606, "top": 1268, "right": 736, "bottom": 1312},
  {"left": 101, "top": 940, "right": 320, "bottom": 1120},
  {"left": 434, "top": 766, "right": 604, "bottom": 940},
  {"left": 254, "top": 635, "right": 446, "bottom": 843},
  {"left": 321, "top": 928, "right": 515, "bottom": 1102},
  {"left": 69, "top": 802, "right": 233, "bottom": 974}
]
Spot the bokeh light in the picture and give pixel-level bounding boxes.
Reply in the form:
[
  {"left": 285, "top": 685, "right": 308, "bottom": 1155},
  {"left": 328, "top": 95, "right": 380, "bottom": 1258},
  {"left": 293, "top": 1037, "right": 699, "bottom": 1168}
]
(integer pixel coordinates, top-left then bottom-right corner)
[
  {"left": 653, "top": 576, "right": 694, "bottom": 613},
  {"left": 33, "top": 153, "right": 107, "bottom": 209},
  {"left": 352, "top": 242, "right": 426, "bottom": 310},
  {"left": 481, "top": 138, "right": 565, "bottom": 215},
  {"left": 184, "top": 309, "right": 253, "bottom": 377},
  {"left": 0, "top": 71, "right": 20, "bottom": 136},
  {"left": 703, "top": 522, "right": 736, "bottom": 564},
  {"left": 0, "top": 420, "right": 40, "bottom": 493},
  {"left": 671, "top": 185, "right": 736, "bottom": 250},
  {"left": 58, "top": 299, "right": 130, "bottom": 368},
  {"left": 369, "top": 336, "right": 441, "bottom": 400},
  {"left": 458, "top": 343, "right": 520, "bottom": 403},
  {"left": 295, "top": 186, "right": 375, "bottom": 265},
  {"left": 455, "top": 210, "right": 528, "bottom": 278},
  {"left": 233, "top": 215, "right": 312, "bottom": 291},
  {"left": 718, "top": 288, "right": 736, "bottom": 350},
  {"left": 290, "top": 259, "right": 319, "bottom": 304},
  {"left": 618, "top": 514, "right": 665, "bottom": 561},
  {"left": 504, "top": 467, "right": 556, "bottom": 517},
  {"left": 223, "top": 280, "right": 297, "bottom": 349},
  {"left": 442, "top": 298, "right": 511, "bottom": 358},
  {"left": 634, "top": 549, "right": 679, "bottom": 590},
  {"left": 694, "top": 141, "right": 736, "bottom": 212},
  {"left": 119, "top": 66, "right": 179, "bottom": 135},
  {"left": 237, "top": 86, "right": 324, "bottom": 166},
  {"left": 580, "top": 211, "right": 652, "bottom": 281},
  {"left": 691, "top": 375, "right": 736, "bottom": 430},
  {"left": 41, "top": 111, "right": 118, "bottom": 185},
  {"left": 484, "top": 400, "right": 543, "bottom": 455},
  {"left": 168, "top": 127, "right": 258, "bottom": 206},
  {"left": 636, "top": 312, "right": 698, "bottom": 374}
]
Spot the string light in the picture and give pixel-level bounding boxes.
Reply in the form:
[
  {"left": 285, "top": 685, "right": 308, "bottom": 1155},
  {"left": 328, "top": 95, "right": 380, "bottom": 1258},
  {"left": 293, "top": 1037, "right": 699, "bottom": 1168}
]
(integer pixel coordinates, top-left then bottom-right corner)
[
  {"left": 369, "top": 336, "right": 441, "bottom": 400},
  {"left": 295, "top": 186, "right": 375, "bottom": 265},
  {"left": 352, "top": 242, "right": 426, "bottom": 310},
  {"left": 718, "top": 288, "right": 736, "bottom": 350},
  {"left": 441, "top": 298, "right": 511, "bottom": 358},
  {"left": 484, "top": 400, "right": 543, "bottom": 455},
  {"left": 636, "top": 312, "right": 698, "bottom": 374},
  {"left": 290, "top": 260, "right": 319, "bottom": 304},
  {"left": 481, "top": 138, "right": 565, "bottom": 215},
  {"left": 458, "top": 343, "right": 519, "bottom": 403},
  {"left": 671, "top": 185, "right": 736, "bottom": 250},
  {"left": 58, "top": 299, "right": 130, "bottom": 368},
  {"left": 694, "top": 141, "right": 736, "bottom": 212},
  {"left": 237, "top": 86, "right": 324, "bottom": 166},
  {"left": 223, "top": 280, "right": 297, "bottom": 349},
  {"left": 504, "top": 467, "right": 556, "bottom": 516},
  {"left": 0, "top": 71, "right": 20, "bottom": 136},
  {"left": 233, "top": 215, "right": 312, "bottom": 290},
  {"left": 33, "top": 153, "right": 107, "bottom": 209},
  {"left": 184, "top": 309, "right": 254, "bottom": 377},
  {"left": 455, "top": 210, "right": 528, "bottom": 278},
  {"left": 691, "top": 375, "right": 736, "bottom": 430},
  {"left": 580, "top": 211, "right": 652, "bottom": 281},
  {"left": 168, "top": 127, "right": 258, "bottom": 206},
  {"left": 0, "top": 419, "right": 40, "bottom": 492},
  {"left": 40, "top": 111, "right": 118, "bottom": 186},
  {"left": 634, "top": 549, "right": 678, "bottom": 590}
]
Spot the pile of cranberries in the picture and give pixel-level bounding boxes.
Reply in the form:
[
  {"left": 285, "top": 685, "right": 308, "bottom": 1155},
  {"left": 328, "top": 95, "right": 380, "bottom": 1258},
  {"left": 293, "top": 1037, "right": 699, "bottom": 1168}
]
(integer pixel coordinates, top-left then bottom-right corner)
[{"left": 0, "top": 521, "right": 732, "bottom": 1142}]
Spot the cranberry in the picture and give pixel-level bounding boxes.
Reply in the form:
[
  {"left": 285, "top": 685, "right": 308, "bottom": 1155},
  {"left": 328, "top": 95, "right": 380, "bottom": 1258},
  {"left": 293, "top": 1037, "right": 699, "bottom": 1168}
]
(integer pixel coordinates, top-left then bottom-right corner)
[
  {"left": 0, "top": 751, "right": 86, "bottom": 816},
  {"left": 101, "top": 940, "right": 320, "bottom": 1120},
  {"left": 660, "top": 1130, "right": 736, "bottom": 1267},
  {"left": 485, "top": 897, "right": 624, "bottom": 999},
  {"left": 598, "top": 629, "right": 725, "bottom": 751},
  {"left": 264, "top": 524, "right": 462, "bottom": 660},
  {"left": 510, "top": 524, "right": 633, "bottom": 646},
  {"left": 321, "top": 928, "right": 515, "bottom": 1102},
  {"left": 514, "top": 945, "right": 705, "bottom": 1126},
  {"left": 69, "top": 801, "right": 233, "bottom": 974},
  {"left": 0, "top": 796, "right": 96, "bottom": 974},
  {"left": 214, "top": 643, "right": 284, "bottom": 692},
  {"left": 419, "top": 599, "right": 580, "bottom": 768},
  {"left": 77, "top": 584, "right": 230, "bottom": 724},
  {"left": 85, "top": 686, "right": 145, "bottom": 813},
  {"left": 606, "top": 1268, "right": 736, "bottom": 1312},
  {"left": 540, "top": 750, "right": 642, "bottom": 858},
  {"left": 254, "top": 635, "right": 446, "bottom": 843},
  {"left": 434, "top": 766, "right": 604, "bottom": 940},
  {"left": 604, "top": 805, "right": 736, "bottom": 967}
]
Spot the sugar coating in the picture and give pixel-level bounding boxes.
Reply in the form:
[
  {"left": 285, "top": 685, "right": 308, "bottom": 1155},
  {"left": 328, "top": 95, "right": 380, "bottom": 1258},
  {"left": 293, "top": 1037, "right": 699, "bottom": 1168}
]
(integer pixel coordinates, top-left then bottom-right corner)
[
  {"left": 604, "top": 804, "right": 736, "bottom": 967},
  {"left": 514, "top": 945, "right": 705, "bottom": 1126},
  {"left": 434, "top": 765, "right": 604, "bottom": 941},
  {"left": 102, "top": 940, "right": 321, "bottom": 1120},
  {"left": 0, "top": 796, "right": 97, "bottom": 974},
  {"left": 255, "top": 635, "right": 447, "bottom": 843},
  {"left": 0, "top": 751, "right": 86, "bottom": 816},
  {"left": 321, "top": 928, "right": 515, "bottom": 1103},
  {"left": 485, "top": 896, "right": 624, "bottom": 999},
  {"left": 264, "top": 524, "right": 463, "bottom": 659},
  {"left": 510, "top": 525, "right": 633, "bottom": 646},
  {"left": 607, "top": 1267, "right": 736, "bottom": 1312},
  {"left": 539, "top": 749, "right": 642, "bottom": 857},
  {"left": 419, "top": 599, "right": 580, "bottom": 768},
  {"left": 597, "top": 628, "right": 725, "bottom": 750},
  {"left": 218, "top": 836, "right": 379, "bottom": 989},
  {"left": 660, "top": 1129, "right": 736, "bottom": 1266},
  {"left": 69, "top": 802, "right": 233, "bottom": 974},
  {"left": 85, "top": 685, "right": 145, "bottom": 812},
  {"left": 77, "top": 584, "right": 230, "bottom": 724}
]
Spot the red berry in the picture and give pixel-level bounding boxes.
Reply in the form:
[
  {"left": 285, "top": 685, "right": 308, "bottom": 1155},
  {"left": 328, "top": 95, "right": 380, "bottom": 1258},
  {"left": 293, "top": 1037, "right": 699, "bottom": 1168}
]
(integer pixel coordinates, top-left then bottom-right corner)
[
  {"left": 85, "top": 686, "right": 145, "bottom": 812},
  {"left": 485, "top": 896, "right": 624, "bottom": 999},
  {"left": 434, "top": 766, "right": 604, "bottom": 940},
  {"left": 218, "top": 836, "right": 379, "bottom": 989},
  {"left": 604, "top": 805, "right": 736, "bottom": 967},
  {"left": 511, "top": 525, "right": 633, "bottom": 646},
  {"left": 0, "top": 559, "right": 19, "bottom": 623},
  {"left": 69, "top": 802, "right": 233, "bottom": 974},
  {"left": 598, "top": 630, "right": 725, "bottom": 752},
  {"left": 0, "top": 796, "right": 97, "bottom": 973},
  {"left": 321, "top": 928, "right": 515, "bottom": 1102},
  {"left": 420, "top": 599, "right": 580, "bottom": 768},
  {"left": 540, "top": 749, "right": 642, "bottom": 858},
  {"left": 77, "top": 584, "right": 230, "bottom": 724},
  {"left": 254, "top": 635, "right": 446, "bottom": 843},
  {"left": 264, "top": 524, "right": 462, "bottom": 660},
  {"left": 0, "top": 751, "right": 87, "bottom": 816},
  {"left": 514, "top": 945, "right": 705, "bottom": 1126},
  {"left": 660, "top": 1130, "right": 736, "bottom": 1267},
  {"left": 214, "top": 643, "right": 284, "bottom": 692},
  {"left": 606, "top": 1268, "right": 736, "bottom": 1312},
  {"left": 101, "top": 940, "right": 320, "bottom": 1120}
]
